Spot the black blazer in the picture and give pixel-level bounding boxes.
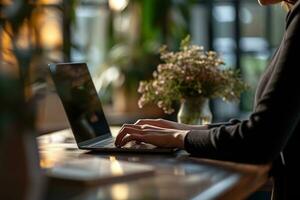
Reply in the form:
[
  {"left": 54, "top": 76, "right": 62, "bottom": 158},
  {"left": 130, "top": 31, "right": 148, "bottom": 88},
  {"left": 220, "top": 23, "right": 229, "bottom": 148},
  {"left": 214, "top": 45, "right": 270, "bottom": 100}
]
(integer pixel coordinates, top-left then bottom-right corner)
[{"left": 184, "top": 2, "right": 300, "bottom": 199}]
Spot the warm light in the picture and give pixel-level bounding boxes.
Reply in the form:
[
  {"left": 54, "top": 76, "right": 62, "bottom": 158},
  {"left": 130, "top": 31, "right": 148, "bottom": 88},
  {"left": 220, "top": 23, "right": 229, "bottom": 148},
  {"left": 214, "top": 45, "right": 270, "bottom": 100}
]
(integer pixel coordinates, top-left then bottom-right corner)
[
  {"left": 15, "top": 21, "right": 34, "bottom": 49},
  {"left": 111, "top": 183, "right": 130, "bottom": 200},
  {"left": 40, "top": 156, "right": 56, "bottom": 169},
  {"left": 1, "top": 0, "right": 12, "bottom": 5},
  {"left": 37, "top": 0, "right": 62, "bottom": 4},
  {"left": 1, "top": 30, "right": 16, "bottom": 64},
  {"left": 1, "top": 29, "right": 11, "bottom": 49},
  {"left": 39, "top": 152, "right": 59, "bottom": 169},
  {"left": 109, "top": 156, "right": 124, "bottom": 175},
  {"left": 39, "top": 133, "right": 74, "bottom": 169},
  {"left": 40, "top": 20, "right": 62, "bottom": 49},
  {"left": 108, "top": 0, "right": 129, "bottom": 12},
  {"left": 109, "top": 156, "right": 129, "bottom": 199}
]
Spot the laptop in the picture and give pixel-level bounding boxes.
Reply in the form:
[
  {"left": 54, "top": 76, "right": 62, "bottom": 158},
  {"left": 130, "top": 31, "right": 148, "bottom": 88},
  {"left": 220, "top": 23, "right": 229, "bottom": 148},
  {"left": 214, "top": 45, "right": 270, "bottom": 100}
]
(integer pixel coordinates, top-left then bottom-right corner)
[{"left": 48, "top": 62, "right": 176, "bottom": 153}]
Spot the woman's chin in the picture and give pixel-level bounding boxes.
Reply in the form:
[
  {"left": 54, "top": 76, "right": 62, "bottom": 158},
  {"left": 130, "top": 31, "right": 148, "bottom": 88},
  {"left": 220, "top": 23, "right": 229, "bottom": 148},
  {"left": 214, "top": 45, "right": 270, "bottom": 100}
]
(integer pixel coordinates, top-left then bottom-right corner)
[{"left": 258, "top": 0, "right": 282, "bottom": 5}]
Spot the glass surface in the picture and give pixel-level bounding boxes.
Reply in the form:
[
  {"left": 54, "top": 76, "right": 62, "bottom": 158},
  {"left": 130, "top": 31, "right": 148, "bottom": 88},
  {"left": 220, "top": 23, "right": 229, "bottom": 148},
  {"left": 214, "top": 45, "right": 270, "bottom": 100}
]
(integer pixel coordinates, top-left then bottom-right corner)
[
  {"left": 240, "top": 2, "right": 266, "bottom": 38},
  {"left": 240, "top": 53, "right": 269, "bottom": 111},
  {"left": 213, "top": 3, "right": 236, "bottom": 54},
  {"left": 49, "top": 63, "right": 111, "bottom": 143},
  {"left": 71, "top": 2, "right": 109, "bottom": 74},
  {"left": 190, "top": 4, "right": 209, "bottom": 49},
  {"left": 270, "top": 5, "right": 286, "bottom": 47},
  {"left": 213, "top": 3, "right": 235, "bottom": 39},
  {"left": 240, "top": 2, "right": 268, "bottom": 53},
  {"left": 177, "top": 97, "right": 212, "bottom": 125}
]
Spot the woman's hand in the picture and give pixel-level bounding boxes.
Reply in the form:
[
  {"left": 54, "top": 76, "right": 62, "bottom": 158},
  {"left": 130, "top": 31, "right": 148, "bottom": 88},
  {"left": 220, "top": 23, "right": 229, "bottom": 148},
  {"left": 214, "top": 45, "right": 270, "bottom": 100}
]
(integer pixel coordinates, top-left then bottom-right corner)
[
  {"left": 133, "top": 118, "right": 208, "bottom": 131},
  {"left": 115, "top": 123, "right": 189, "bottom": 149}
]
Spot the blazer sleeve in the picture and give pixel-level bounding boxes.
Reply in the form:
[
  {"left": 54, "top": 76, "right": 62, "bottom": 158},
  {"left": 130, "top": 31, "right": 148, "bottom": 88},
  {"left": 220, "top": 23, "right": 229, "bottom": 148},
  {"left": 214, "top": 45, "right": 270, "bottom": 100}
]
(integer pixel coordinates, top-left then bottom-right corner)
[
  {"left": 184, "top": 13, "right": 300, "bottom": 164},
  {"left": 207, "top": 119, "right": 241, "bottom": 128}
]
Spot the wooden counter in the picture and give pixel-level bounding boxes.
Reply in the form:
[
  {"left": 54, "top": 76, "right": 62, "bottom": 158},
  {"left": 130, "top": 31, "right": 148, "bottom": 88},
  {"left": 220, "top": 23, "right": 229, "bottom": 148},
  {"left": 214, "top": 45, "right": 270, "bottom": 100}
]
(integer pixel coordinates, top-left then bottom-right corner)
[{"left": 38, "top": 128, "right": 271, "bottom": 200}]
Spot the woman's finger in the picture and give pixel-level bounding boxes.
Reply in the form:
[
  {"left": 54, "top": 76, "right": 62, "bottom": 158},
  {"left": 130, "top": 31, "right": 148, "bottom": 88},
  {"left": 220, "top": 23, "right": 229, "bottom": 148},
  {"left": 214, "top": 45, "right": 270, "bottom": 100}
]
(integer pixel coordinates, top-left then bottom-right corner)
[
  {"left": 119, "top": 133, "right": 175, "bottom": 148},
  {"left": 135, "top": 119, "right": 169, "bottom": 128},
  {"left": 119, "top": 133, "right": 162, "bottom": 147},
  {"left": 116, "top": 124, "right": 174, "bottom": 146},
  {"left": 138, "top": 134, "right": 172, "bottom": 147},
  {"left": 140, "top": 124, "right": 167, "bottom": 130},
  {"left": 123, "top": 123, "right": 165, "bottom": 131},
  {"left": 120, "top": 124, "right": 142, "bottom": 130},
  {"left": 119, "top": 134, "right": 144, "bottom": 147},
  {"left": 118, "top": 130, "right": 187, "bottom": 149},
  {"left": 115, "top": 126, "right": 143, "bottom": 146},
  {"left": 115, "top": 126, "right": 163, "bottom": 146}
]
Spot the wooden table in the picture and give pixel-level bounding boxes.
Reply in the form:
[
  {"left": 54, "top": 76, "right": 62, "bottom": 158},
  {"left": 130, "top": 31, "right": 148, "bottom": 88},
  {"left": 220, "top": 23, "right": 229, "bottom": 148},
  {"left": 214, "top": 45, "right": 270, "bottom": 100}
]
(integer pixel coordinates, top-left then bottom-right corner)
[{"left": 38, "top": 128, "right": 271, "bottom": 200}]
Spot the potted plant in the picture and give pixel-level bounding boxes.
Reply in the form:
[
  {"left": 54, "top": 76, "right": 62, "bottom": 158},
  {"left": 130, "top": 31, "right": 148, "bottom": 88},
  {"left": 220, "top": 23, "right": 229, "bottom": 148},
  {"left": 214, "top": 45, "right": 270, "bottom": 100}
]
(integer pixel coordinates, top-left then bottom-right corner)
[{"left": 137, "top": 36, "right": 249, "bottom": 125}]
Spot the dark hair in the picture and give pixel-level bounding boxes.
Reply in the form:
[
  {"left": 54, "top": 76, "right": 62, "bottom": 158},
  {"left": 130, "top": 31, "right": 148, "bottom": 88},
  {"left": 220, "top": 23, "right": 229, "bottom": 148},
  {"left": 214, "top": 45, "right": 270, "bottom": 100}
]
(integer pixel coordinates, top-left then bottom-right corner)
[{"left": 284, "top": 0, "right": 297, "bottom": 4}]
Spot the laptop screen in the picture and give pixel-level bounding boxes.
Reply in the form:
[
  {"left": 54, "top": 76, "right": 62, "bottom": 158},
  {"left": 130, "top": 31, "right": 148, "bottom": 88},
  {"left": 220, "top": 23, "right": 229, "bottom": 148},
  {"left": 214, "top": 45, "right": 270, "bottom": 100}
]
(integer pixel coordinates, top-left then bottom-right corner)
[{"left": 49, "top": 63, "right": 111, "bottom": 144}]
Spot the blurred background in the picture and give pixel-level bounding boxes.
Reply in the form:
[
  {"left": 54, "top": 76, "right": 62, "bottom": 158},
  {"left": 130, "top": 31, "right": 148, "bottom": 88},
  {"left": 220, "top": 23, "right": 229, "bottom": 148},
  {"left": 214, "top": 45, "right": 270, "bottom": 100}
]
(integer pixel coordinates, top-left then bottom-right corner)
[{"left": 0, "top": 0, "right": 287, "bottom": 134}]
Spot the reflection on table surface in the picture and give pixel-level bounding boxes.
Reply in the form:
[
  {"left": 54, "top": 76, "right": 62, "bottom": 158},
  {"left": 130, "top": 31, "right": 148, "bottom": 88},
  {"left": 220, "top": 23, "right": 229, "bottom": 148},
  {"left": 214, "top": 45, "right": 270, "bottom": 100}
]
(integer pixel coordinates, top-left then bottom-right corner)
[{"left": 39, "top": 128, "right": 271, "bottom": 200}]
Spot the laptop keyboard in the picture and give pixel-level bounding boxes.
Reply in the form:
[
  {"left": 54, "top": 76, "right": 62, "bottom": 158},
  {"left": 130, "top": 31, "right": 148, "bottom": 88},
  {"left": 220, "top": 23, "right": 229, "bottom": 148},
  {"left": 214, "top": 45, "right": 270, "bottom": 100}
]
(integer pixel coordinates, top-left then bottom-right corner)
[
  {"left": 89, "top": 137, "right": 115, "bottom": 148},
  {"left": 89, "top": 137, "right": 156, "bottom": 149}
]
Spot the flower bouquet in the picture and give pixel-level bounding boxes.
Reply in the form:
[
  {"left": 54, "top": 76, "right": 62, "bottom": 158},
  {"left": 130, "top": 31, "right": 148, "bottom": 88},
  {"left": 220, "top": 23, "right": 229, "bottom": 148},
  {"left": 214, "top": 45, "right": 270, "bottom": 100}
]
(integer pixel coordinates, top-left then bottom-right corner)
[{"left": 137, "top": 36, "right": 248, "bottom": 124}]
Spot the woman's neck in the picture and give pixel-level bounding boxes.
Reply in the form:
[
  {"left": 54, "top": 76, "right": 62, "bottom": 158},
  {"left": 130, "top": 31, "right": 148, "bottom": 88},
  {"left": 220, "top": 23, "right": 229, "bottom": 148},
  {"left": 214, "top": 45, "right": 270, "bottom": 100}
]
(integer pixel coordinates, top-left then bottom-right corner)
[{"left": 283, "top": 1, "right": 295, "bottom": 11}]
